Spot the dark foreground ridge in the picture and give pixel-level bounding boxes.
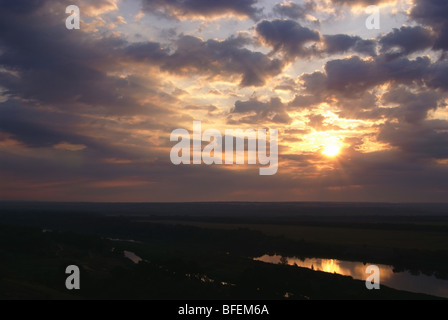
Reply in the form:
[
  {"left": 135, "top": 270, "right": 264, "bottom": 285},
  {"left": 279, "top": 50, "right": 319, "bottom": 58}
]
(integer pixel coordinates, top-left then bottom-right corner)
[{"left": 0, "top": 201, "right": 447, "bottom": 300}]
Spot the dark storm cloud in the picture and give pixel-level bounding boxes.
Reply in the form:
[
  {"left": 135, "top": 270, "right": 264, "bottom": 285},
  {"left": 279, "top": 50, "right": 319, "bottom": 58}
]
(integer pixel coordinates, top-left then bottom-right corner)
[
  {"left": 0, "top": 1, "right": 150, "bottom": 113},
  {"left": 140, "top": 0, "right": 262, "bottom": 20},
  {"left": 230, "top": 97, "right": 291, "bottom": 124},
  {"left": 0, "top": 0, "right": 182, "bottom": 193},
  {"left": 288, "top": 72, "right": 327, "bottom": 109},
  {"left": 272, "top": 1, "right": 316, "bottom": 21},
  {"left": 324, "top": 56, "right": 383, "bottom": 93},
  {"left": 99, "top": 34, "right": 283, "bottom": 87},
  {"left": 382, "top": 86, "right": 441, "bottom": 124},
  {"left": 256, "top": 19, "right": 320, "bottom": 60},
  {"left": 298, "top": 71, "right": 327, "bottom": 94},
  {"left": 378, "top": 120, "right": 448, "bottom": 159},
  {"left": 288, "top": 94, "right": 322, "bottom": 109},
  {"left": 124, "top": 41, "right": 170, "bottom": 62},
  {"left": 410, "top": 0, "right": 448, "bottom": 51},
  {"left": 0, "top": 62, "right": 145, "bottom": 113},
  {"left": 337, "top": 106, "right": 398, "bottom": 121},
  {"left": 0, "top": 144, "right": 179, "bottom": 201},
  {"left": 434, "top": 23, "right": 448, "bottom": 52},
  {"left": 0, "top": 99, "right": 160, "bottom": 163},
  {"left": 426, "top": 60, "right": 448, "bottom": 90},
  {"left": 410, "top": 0, "right": 448, "bottom": 26},
  {"left": 324, "top": 34, "right": 377, "bottom": 56},
  {"left": 379, "top": 26, "right": 436, "bottom": 59},
  {"left": 256, "top": 20, "right": 378, "bottom": 60},
  {"left": 327, "top": 147, "right": 448, "bottom": 202},
  {"left": 0, "top": 100, "right": 90, "bottom": 148},
  {"left": 300, "top": 55, "right": 432, "bottom": 97},
  {"left": 0, "top": 100, "right": 174, "bottom": 199},
  {"left": 330, "top": 91, "right": 383, "bottom": 121},
  {"left": 292, "top": 53, "right": 448, "bottom": 122},
  {"left": 158, "top": 35, "right": 284, "bottom": 87}
]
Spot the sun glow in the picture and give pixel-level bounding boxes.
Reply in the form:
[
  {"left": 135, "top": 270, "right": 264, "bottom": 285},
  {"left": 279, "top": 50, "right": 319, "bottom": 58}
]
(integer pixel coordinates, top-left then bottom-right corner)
[{"left": 322, "top": 144, "right": 341, "bottom": 157}]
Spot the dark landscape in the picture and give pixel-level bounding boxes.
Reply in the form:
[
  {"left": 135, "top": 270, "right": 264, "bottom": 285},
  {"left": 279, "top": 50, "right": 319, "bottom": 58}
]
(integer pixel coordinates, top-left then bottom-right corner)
[{"left": 1, "top": 201, "right": 447, "bottom": 300}]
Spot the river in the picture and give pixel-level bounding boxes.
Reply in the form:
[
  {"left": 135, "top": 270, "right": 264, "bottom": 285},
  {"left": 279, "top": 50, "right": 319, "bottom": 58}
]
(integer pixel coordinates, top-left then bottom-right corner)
[{"left": 255, "top": 254, "right": 448, "bottom": 298}]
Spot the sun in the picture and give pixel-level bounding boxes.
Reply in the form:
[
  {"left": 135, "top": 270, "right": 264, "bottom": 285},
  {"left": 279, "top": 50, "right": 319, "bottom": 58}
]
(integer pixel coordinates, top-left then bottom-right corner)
[{"left": 322, "top": 144, "right": 341, "bottom": 157}]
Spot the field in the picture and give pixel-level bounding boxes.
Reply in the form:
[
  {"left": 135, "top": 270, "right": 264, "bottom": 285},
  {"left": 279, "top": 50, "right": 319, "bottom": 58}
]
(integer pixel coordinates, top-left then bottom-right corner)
[{"left": 147, "top": 220, "right": 448, "bottom": 250}]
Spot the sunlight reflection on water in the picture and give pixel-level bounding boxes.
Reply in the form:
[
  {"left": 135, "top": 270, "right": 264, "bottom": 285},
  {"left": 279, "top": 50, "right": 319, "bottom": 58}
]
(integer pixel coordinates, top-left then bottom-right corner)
[
  {"left": 123, "top": 250, "right": 142, "bottom": 264},
  {"left": 254, "top": 254, "right": 448, "bottom": 299}
]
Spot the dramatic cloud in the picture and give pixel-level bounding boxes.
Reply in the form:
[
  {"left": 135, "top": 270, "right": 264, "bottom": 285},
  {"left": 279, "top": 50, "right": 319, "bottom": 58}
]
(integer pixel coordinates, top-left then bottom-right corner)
[
  {"left": 288, "top": 93, "right": 322, "bottom": 109},
  {"left": 231, "top": 97, "right": 291, "bottom": 124},
  {"left": 256, "top": 19, "right": 320, "bottom": 59},
  {"left": 1, "top": 0, "right": 448, "bottom": 202},
  {"left": 165, "top": 35, "right": 284, "bottom": 87},
  {"left": 324, "top": 34, "right": 377, "bottom": 56},
  {"left": 124, "top": 35, "right": 284, "bottom": 87},
  {"left": 379, "top": 26, "right": 436, "bottom": 59},
  {"left": 256, "top": 20, "right": 378, "bottom": 60},
  {"left": 0, "top": 100, "right": 90, "bottom": 148},
  {"left": 410, "top": 0, "right": 448, "bottom": 51},
  {"left": 140, "top": 0, "right": 262, "bottom": 20},
  {"left": 426, "top": 60, "right": 448, "bottom": 90},
  {"left": 0, "top": 1, "right": 146, "bottom": 112},
  {"left": 382, "top": 86, "right": 441, "bottom": 124},
  {"left": 293, "top": 52, "right": 448, "bottom": 123},
  {"left": 378, "top": 120, "right": 448, "bottom": 159},
  {"left": 299, "top": 55, "right": 433, "bottom": 98},
  {"left": 272, "top": 1, "right": 316, "bottom": 21}
]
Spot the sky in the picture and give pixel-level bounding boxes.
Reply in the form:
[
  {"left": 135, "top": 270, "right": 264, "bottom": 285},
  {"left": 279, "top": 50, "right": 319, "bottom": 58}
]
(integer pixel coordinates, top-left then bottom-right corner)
[{"left": 0, "top": 0, "right": 448, "bottom": 202}]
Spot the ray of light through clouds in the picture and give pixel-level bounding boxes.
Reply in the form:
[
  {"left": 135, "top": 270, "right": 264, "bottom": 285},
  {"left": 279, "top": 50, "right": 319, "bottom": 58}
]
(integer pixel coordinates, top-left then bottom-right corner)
[{"left": 0, "top": 0, "right": 448, "bottom": 202}]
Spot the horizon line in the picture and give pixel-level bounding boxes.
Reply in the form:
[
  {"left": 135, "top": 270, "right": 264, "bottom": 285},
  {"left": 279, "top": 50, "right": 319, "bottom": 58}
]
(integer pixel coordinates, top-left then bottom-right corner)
[{"left": 1, "top": 200, "right": 448, "bottom": 205}]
